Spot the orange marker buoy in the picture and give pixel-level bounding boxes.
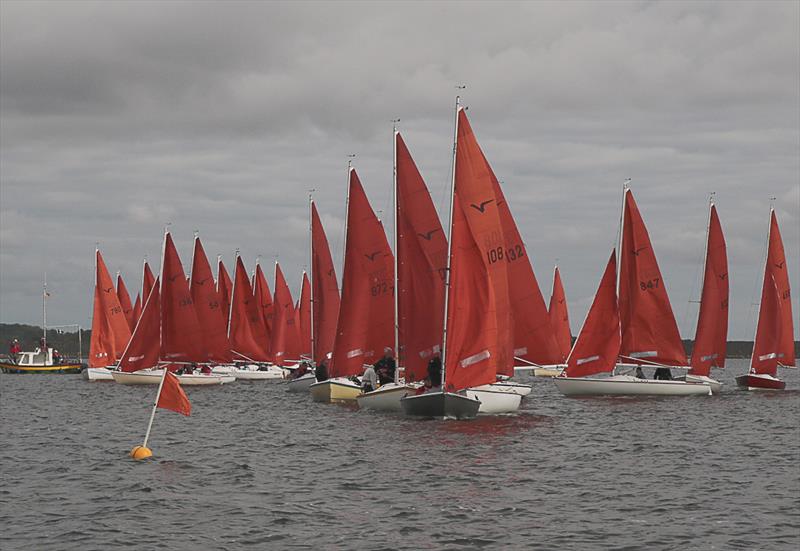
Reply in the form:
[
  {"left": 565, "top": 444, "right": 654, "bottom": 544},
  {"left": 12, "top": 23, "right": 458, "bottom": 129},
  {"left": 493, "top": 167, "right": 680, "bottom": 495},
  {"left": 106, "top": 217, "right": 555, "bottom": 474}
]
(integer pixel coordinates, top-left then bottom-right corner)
[{"left": 130, "top": 445, "right": 153, "bottom": 460}]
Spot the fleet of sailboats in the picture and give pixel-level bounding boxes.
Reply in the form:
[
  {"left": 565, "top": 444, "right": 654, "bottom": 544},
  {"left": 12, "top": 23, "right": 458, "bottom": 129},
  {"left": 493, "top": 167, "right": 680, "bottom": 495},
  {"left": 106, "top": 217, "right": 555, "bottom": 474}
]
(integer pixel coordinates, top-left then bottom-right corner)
[{"left": 49, "top": 97, "right": 792, "bottom": 415}]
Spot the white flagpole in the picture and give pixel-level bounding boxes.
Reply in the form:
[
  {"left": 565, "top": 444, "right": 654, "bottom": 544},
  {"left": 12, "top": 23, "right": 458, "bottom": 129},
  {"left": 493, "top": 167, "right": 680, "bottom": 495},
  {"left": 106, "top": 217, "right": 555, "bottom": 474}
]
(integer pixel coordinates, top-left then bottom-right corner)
[{"left": 140, "top": 368, "right": 169, "bottom": 453}]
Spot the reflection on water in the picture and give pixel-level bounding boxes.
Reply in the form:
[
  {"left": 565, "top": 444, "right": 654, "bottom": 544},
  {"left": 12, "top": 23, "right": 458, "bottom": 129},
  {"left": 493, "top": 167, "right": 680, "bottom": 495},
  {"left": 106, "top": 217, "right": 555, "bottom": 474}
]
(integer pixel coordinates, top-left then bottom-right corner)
[{"left": 0, "top": 359, "right": 797, "bottom": 550}]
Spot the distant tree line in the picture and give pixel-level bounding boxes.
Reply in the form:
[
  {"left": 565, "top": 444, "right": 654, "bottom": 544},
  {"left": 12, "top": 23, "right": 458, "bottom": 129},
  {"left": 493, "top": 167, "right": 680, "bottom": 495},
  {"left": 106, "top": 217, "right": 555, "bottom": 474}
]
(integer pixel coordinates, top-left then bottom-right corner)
[
  {"left": 1, "top": 323, "right": 797, "bottom": 361},
  {"left": 1, "top": 323, "right": 88, "bottom": 359}
]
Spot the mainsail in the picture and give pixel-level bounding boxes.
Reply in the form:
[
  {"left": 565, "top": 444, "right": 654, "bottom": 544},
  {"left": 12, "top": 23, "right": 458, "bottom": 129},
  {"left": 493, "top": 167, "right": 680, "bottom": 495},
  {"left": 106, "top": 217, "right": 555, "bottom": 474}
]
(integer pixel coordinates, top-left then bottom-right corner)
[
  {"left": 689, "top": 203, "right": 729, "bottom": 376},
  {"left": 750, "top": 210, "right": 795, "bottom": 376},
  {"left": 330, "top": 168, "right": 394, "bottom": 378},
  {"left": 310, "top": 202, "right": 341, "bottom": 365},
  {"left": 395, "top": 131, "right": 447, "bottom": 382},
  {"left": 618, "top": 189, "right": 687, "bottom": 366}
]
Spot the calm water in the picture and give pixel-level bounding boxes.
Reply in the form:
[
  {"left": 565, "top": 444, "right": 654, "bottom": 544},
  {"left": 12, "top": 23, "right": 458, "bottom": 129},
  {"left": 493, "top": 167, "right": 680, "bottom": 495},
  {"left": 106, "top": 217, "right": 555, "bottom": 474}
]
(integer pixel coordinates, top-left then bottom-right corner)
[{"left": 1, "top": 359, "right": 798, "bottom": 550}]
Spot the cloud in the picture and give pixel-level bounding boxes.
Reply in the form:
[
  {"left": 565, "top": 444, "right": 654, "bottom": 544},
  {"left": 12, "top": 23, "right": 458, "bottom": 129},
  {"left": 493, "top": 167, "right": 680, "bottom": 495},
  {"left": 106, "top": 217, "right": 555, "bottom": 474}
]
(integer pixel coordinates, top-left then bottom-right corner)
[{"left": 0, "top": 1, "right": 797, "bottom": 341}]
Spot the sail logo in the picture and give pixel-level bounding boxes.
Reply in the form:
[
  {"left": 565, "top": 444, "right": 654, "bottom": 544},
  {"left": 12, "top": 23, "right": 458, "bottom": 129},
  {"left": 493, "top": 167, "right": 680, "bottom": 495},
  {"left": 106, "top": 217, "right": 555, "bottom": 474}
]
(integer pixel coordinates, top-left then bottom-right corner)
[
  {"left": 364, "top": 251, "right": 381, "bottom": 261},
  {"left": 418, "top": 229, "right": 440, "bottom": 241},
  {"left": 513, "top": 347, "right": 528, "bottom": 356},
  {"left": 346, "top": 348, "right": 364, "bottom": 358},
  {"left": 469, "top": 199, "right": 494, "bottom": 213},
  {"left": 460, "top": 349, "right": 490, "bottom": 368},
  {"left": 632, "top": 246, "right": 648, "bottom": 256}
]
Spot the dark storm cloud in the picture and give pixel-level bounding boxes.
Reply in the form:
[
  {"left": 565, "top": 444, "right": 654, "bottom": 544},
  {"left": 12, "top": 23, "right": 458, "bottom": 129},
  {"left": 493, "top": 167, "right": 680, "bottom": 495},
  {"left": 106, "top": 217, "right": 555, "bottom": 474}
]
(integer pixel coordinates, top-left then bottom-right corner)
[{"left": 1, "top": 0, "right": 797, "bottom": 341}]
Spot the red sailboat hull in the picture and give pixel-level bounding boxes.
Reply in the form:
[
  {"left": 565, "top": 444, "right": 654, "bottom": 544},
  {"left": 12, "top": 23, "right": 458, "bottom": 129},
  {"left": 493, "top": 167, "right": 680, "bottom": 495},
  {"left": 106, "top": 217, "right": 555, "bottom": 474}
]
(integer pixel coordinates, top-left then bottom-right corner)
[{"left": 735, "top": 374, "right": 786, "bottom": 391}]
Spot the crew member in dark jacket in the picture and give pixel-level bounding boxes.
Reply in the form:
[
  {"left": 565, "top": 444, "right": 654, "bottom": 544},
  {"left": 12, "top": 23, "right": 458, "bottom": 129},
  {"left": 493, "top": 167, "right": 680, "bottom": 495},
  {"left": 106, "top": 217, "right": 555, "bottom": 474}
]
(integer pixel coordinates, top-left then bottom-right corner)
[
  {"left": 374, "top": 347, "right": 396, "bottom": 385},
  {"left": 315, "top": 359, "right": 329, "bottom": 382},
  {"left": 427, "top": 352, "right": 442, "bottom": 387}
]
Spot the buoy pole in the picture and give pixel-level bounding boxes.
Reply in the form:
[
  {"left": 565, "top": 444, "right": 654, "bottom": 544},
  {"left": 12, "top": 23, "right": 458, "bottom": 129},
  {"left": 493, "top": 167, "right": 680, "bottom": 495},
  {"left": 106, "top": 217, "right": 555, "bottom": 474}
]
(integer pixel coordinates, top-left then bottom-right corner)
[{"left": 131, "top": 367, "right": 168, "bottom": 460}]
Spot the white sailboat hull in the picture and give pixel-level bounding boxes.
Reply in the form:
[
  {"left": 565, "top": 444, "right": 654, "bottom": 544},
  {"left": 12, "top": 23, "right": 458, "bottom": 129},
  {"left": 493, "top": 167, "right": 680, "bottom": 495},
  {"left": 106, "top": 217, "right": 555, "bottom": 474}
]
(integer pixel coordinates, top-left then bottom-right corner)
[
  {"left": 112, "top": 370, "right": 234, "bottom": 385},
  {"left": 684, "top": 374, "right": 722, "bottom": 395},
  {"left": 231, "top": 365, "right": 285, "bottom": 380},
  {"left": 285, "top": 372, "right": 317, "bottom": 393},
  {"left": 85, "top": 367, "right": 115, "bottom": 381},
  {"left": 356, "top": 382, "right": 417, "bottom": 411},
  {"left": 178, "top": 373, "right": 235, "bottom": 385},
  {"left": 553, "top": 375, "right": 712, "bottom": 396},
  {"left": 465, "top": 384, "right": 523, "bottom": 413},
  {"left": 490, "top": 380, "right": 532, "bottom": 396},
  {"left": 112, "top": 370, "right": 165, "bottom": 385}
]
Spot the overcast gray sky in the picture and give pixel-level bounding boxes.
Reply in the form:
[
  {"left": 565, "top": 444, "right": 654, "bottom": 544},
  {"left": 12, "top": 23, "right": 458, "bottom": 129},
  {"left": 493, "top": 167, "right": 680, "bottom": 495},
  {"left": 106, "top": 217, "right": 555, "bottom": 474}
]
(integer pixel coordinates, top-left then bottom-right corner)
[{"left": 1, "top": 0, "right": 798, "bottom": 341}]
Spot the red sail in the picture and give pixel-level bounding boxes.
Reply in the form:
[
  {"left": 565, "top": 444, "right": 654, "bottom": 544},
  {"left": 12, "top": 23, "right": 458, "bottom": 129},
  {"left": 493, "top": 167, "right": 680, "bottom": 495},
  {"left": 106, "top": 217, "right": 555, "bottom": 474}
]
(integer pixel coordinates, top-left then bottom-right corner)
[
  {"left": 190, "top": 237, "right": 232, "bottom": 363},
  {"left": 298, "top": 272, "right": 312, "bottom": 358},
  {"left": 690, "top": 204, "right": 729, "bottom": 376},
  {"left": 142, "top": 261, "right": 155, "bottom": 306},
  {"left": 228, "top": 256, "right": 270, "bottom": 361},
  {"left": 89, "top": 250, "right": 132, "bottom": 367},
  {"left": 751, "top": 210, "right": 795, "bottom": 375},
  {"left": 330, "top": 169, "right": 395, "bottom": 378},
  {"left": 491, "top": 169, "right": 561, "bottom": 368},
  {"left": 549, "top": 266, "right": 572, "bottom": 362},
  {"left": 119, "top": 278, "right": 161, "bottom": 372},
  {"left": 217, "top": 258, "right": 233, "bottom": 331},
  {"left": 253, "top": 263, "right": 274, "bottom": 345},
  {"left": 160, "top": 232, "right": 207, "bottom": 363},
  {"left": 618, "top": 189, "right": 687, "bottom": 366},
  {"left": 270, "top": 263, "right": 302, "bottom": 365},
  {"left": 444, "top": 108, "right": 514, "bottom": 390},
  {"left": 116, "top": 273, "right": 135, "bottom": 330},
  {"left": 311, "top": 202, "right": 341, "bottom": 365},
  {"left": 564, "top": 251, "right": 620, "bottom": 378},
  {"left": 395, "top": 132, "right": 448, "bottom": 382},
  {"left": 131, "top": 293, "right": 142, "bottom": 325}
]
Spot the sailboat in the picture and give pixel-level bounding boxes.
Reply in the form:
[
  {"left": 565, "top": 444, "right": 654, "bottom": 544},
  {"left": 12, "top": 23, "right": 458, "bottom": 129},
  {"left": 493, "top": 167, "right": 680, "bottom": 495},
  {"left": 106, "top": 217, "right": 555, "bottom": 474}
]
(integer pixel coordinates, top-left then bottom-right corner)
[
  {"left": 402, "top": 102, "right": 519, "bottom": 418},
  {"left": 227, "top": 255, "right": 283, "bottom": 379},
  {"left": 547, "top": 265, "right": 571, "bottom": 373},
  {"left": 683, "top": 200, "right": 728, "bottom": 394},
  {"left": 84, "top": 250, "right": 133, "bottom": 381},
  {"left": 357, "top": 129, "right": 443, "bottom": 411},
  {"left": 736, "top": 207, "right": 795, "bottom": 390},
  {"left": 287, "top": 200, "right": 341, "bottom": 393},
  {"left": 554, "top": 188, "right": 712, "bottom": 396},
  {"left": 112, "top": 231, "right": 233, "bottom": 386},
  {"left": 310, "top": 166, "right": 395, "bottom": 403}
]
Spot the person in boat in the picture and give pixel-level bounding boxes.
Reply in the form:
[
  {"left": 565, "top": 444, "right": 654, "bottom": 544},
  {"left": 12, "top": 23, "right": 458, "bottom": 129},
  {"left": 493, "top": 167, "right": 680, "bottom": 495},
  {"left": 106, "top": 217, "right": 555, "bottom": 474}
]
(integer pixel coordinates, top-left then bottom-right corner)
[
  {"left": 315, "top": 359, "right": 329, "bottom": 382},
  {"left": 200, "top": 364, "right": 212, "bottom": 374},
  {"left": 374, "top": 347, "right": 396, "bottom": 385},
  {"left": 427, "top": 352, "right": 442, "bottom": 387},
  {"left": 9, "top": 339, "right": 21, "bottom": 363},
  {"left": 287, "top": 361, "right": 310, "bottom": 380},
  {"left": 53, "top": 349, "right": 61, "bottom": 364},
  {"left": 653, "top": 367, "right": 673, "bottom": 380},
  {"left": 361, "top": 363, "right": 378, "bottom": 393},
  {"left": 415, "top": 376, "right": 433, "bottom": 395},
  {"left": 634, "top": 366, "right": 646, "bottom": 379}
]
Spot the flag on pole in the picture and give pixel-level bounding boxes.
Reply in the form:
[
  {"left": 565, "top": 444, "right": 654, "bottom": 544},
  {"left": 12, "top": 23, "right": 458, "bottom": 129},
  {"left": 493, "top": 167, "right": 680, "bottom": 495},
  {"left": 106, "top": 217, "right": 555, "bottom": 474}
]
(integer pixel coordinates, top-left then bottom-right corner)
[{"left": 156, "top": 372, "right": 191, "bottom": 416}]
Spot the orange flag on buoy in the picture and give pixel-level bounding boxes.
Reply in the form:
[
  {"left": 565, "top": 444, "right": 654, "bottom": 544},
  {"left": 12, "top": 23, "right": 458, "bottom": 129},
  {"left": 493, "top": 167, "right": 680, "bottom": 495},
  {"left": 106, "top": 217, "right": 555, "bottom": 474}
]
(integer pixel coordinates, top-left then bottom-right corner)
[{"left": 157, "top": 372, "right": 191, "bottom": 416}]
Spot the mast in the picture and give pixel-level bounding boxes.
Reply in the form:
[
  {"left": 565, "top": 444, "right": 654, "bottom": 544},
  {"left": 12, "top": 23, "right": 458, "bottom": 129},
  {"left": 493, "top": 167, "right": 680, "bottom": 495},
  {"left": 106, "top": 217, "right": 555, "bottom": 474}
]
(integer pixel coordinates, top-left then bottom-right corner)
[
  {"left": 749, "top": 199, "right": 776, "bottom": 372},
  {"left": 227, "top": 249, "right": 239, "bottom": 340},
  {"left": 440, "top": 95, "right": 462, "bottom": 390},
  {"left": 308, "top": 191, "right": 315, "bottom": 362},
  {"left": 158, "top": 225, "right": 169, "bottom": 364},
  {"left": 615, "top": 178, "right": 631, "bottom": 294},
  {"left": 392, "top": 119, "right": 400, "bottom": 383},
  {"left": 42, "top": 273, "right": 47, "bottom": 351}
]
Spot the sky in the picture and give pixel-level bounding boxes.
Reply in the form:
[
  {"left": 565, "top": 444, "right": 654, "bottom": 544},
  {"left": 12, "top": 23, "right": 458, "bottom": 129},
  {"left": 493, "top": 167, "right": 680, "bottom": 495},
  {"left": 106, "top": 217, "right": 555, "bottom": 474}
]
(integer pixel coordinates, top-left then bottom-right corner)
[{"left": 1, "top": 0, "right": 798, "bottom": 341}]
